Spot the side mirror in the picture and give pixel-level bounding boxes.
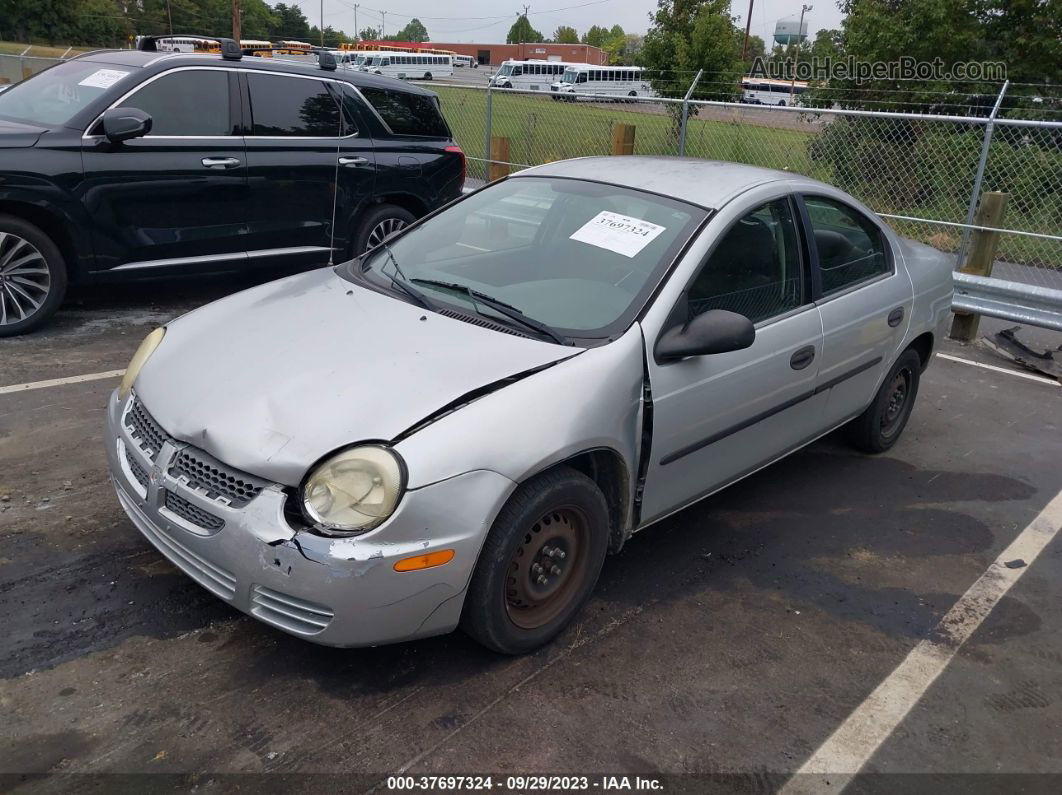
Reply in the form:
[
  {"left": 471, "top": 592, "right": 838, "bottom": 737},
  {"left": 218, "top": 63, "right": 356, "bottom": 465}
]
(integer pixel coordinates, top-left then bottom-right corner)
[
  {"left": 655, "top": 309, "right": 756, "bottom": 363},
  {"left": 102, "top": 107, "right": 152, "bottom": 143}
]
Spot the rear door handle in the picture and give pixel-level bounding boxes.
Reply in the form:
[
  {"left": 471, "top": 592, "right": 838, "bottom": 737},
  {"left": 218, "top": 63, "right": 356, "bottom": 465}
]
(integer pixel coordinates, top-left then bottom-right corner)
[
  {"left": 888, "top": 306, "right": 905, "bottom": 327},
  {"left": 339, "top": 156, "right": 369, "bottom": 167},
  {"left": 201, "top": 157, "right": 241, "bottom": 169},
  {"left": 790, "top": 345, "right": 816, "bottom": 370}
]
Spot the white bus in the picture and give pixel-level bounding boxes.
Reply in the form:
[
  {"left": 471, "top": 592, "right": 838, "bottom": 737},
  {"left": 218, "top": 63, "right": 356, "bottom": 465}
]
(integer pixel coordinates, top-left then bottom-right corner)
[
  {"left": 490, "top": 60, "right": 575, "bottom": 91},
  {"left": 155, "top": 37, "right": 218, "bottom": 53},
  {"left": 741, "top": 77, "right": 808, "bottom": 106},
  {"left": 550, "top": 65, "right": 655, "bottom": 100},
  {"left": 453, "top": 54, "right": 479, "bottom": 69},
  {"left": 365, "top": 53, "right": 454, "bottom": 80}
]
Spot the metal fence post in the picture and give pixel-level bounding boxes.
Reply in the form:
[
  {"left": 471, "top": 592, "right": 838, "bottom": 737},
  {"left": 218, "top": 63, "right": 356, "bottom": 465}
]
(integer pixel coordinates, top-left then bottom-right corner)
[
  {"left": 484, "top": 82, "right": 494, "bottom": 180},
  {"left": 677, "top": 69, "right": 703, "bottom": 157},
  {"left": 955, "top": 80, "right": 1009, "bottom": 269}
]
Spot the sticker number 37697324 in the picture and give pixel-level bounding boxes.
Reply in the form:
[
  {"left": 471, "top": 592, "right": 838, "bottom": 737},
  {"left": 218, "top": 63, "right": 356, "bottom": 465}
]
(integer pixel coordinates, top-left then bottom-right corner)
[{"left": 569, "top": 211, "right": 666, "bottom": 258}]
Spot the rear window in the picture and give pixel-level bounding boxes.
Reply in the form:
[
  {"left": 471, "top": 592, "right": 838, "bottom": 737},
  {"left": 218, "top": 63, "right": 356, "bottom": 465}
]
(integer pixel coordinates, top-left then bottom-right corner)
[{"left": 359, "top": 87, "right": 449, "bottom": 137}]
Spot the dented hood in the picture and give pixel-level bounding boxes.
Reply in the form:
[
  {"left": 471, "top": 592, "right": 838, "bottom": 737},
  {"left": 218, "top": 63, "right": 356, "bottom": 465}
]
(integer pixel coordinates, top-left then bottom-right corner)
[{"left": 136, "top": 268, "right": 579, "bottom": 486}]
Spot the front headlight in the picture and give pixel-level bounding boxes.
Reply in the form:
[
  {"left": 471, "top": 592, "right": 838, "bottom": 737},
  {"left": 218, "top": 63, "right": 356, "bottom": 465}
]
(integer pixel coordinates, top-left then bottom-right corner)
[
  {"left": 301, "top": 445, "right": 406, "bottom": 535},
  {"left": 118, "top": 327, "right": 165, "bottom": 401}
]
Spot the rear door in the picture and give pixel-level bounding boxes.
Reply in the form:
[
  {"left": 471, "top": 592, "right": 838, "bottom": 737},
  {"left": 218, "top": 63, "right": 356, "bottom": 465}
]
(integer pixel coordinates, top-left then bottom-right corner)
[
  {"left": 81, "top": 67, "right": 248, "bottom": 273},
  {"left": 798, "top": 193, "right": 913, "bottom": 429},
  {"left": 240, "top": 71, "right": 376, "bottom": 266}
]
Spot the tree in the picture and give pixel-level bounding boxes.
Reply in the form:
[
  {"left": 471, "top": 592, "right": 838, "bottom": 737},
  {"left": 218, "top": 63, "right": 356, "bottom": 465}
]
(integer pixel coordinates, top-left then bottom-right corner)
[
  {"left": 270, "top": 2, "right": 311, "bottom": 40},
  {"left": 553, "top": 25, "right": 579, "bottom": 44},
  {"left": 506, "top": 14, "right": 543, "bottom": 44},
  {"left": 359, "top": 26, "right": 380, "bottom": 41},
  {"left": 394, "top": 18, "right": 429, "bottom": 43},
  {"left": 641, "top": 0, "right": 743, "bottom": 100},
  {"left": 582, "top": 25, "right": 609, "bottom": 48}
]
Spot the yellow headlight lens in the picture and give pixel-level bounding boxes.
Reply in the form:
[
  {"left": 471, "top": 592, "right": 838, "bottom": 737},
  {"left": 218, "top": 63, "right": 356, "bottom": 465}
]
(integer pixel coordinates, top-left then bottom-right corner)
[
  {"left": 302, "top": 445, "right": 405, "bottom": 534},
  {"left": 118, "top": 327, "right": 165, "bottom": 401}
]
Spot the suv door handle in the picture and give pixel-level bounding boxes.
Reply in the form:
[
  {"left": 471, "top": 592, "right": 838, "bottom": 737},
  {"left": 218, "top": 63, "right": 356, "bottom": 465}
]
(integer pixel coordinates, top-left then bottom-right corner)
[
  {"left": 338, "top": 156, "right": 369, "bottom": 167},
  {"left": 888, "top": 307, "right": 905, "bottom": 327},
  {"left": 790, "top": 345, "right": 816, "bottom": 370},
  {"left": 201, "top": 157, "right": 241, "bottom": 169}
]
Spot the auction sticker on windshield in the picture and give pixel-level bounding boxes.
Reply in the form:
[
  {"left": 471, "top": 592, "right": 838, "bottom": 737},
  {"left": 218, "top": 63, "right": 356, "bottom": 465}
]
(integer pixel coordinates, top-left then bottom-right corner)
[
  {"left": 78, "top": 69, "right": 131, "bottom": 89},
  {"left": 569, "top": 211, "right": 666, "bottom": 258}
]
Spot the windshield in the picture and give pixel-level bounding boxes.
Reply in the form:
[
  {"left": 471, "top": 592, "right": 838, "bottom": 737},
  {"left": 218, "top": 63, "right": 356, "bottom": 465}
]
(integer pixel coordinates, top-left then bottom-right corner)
[
  {"left": 0, "top": 60, "right": 138, "bottom": 126},
  {"left": 561, "top": 69, "right": 578, "bottom": 83},
  {"left": 347, "top": 177, "right": 707, "bottom": 340},
  {"left": 499, "top": 64, "right": 514, "bottom": 76}
]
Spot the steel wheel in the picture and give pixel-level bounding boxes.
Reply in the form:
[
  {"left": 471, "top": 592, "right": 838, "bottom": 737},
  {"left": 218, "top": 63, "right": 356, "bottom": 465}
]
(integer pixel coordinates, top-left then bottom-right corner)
[
  {"left": 0, "top": 231, "right": 51, "bottom": 328},
  {"left": 505, "top": 506, "right": 592, "bottom": 630},
  {"left": 366, "top": 217, "right": 408, "bottom": 250},
  {"left": 880, "top": 366, "right": 912, "bottom": 439}
]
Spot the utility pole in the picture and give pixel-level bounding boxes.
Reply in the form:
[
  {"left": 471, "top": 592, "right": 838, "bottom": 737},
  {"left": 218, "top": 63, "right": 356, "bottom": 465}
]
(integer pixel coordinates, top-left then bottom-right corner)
[
  {"left": 790, "top": 4, "right": 811, "bottom": 100},
  {"left": 320, "top": 0, "right": 325, "bottom": 46},
  {"left": 740, "top": 0, "right": 754, "bottom": 64},
  {"left": 380, "top": 11, "right": 386, "bottom": 39},
  {"left": 231, "top": 0, "right": 241, "bottom": 42},
  {"left": 165, "top": 0, "right": 174, "bottom": 35},
  {"left": 354, "top": 4, "right": 359, "bottom": 40}
]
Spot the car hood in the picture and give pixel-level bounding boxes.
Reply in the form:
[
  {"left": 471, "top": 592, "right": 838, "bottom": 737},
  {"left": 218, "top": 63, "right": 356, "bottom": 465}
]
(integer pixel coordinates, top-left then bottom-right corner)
[
  {"left": 0, "top": 118, "right": 46, "bottom": 148},
  {"left": 136, "top": 268, "right": 581, "bottom": 486}
]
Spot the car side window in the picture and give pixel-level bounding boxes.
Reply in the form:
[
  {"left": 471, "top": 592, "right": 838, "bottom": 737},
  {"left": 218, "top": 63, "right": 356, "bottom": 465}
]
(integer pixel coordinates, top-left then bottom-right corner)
[
  {"left": 247, "top": 74, "right": 342, "bottom": 137},
  {"left": 687, "top": 198, "right": 805, "bottom": 324},
  {"left": 124, "top": 70, "right": 230, "bottom": 136},
  {"left": 803, "top": 196, "right": 890, "bottom": 295},
  {"left": 359, "top": 87, "right": 450, "bottom": 137}
]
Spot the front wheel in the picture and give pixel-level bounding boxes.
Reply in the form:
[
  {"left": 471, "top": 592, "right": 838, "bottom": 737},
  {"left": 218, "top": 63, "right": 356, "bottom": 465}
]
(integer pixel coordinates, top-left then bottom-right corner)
[
  {"left": 0, "top": 215, "right": 68, "bottom": 337},
  {"left": 461, "top": 466, "right": 610, "bottom": 654},
  {"left": 845, "top": 349, "right": 921, "bottom": 453},
  {"left": 351, "top": 203, "right": 416, "bottom": 257},
  {"left": 424, "top": 72, "right": 432, "bottom": 80}
]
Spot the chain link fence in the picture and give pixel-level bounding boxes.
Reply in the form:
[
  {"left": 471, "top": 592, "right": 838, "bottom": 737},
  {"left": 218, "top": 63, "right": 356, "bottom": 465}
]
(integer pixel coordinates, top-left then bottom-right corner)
[{"left": 428, "top": 81, "right": 1062, "bottom": 297}]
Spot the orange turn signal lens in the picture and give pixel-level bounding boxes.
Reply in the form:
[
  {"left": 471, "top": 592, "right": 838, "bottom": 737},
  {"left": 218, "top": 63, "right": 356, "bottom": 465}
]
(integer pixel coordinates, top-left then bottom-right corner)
[{"left": 393, "top": 549, "right": 455, "bottom": 572}]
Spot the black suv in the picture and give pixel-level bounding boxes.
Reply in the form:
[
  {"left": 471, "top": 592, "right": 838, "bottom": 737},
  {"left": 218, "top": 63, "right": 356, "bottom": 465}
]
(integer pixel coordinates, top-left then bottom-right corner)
[{"left": 0, "top": 39, "right": 465, "bottom": 335}]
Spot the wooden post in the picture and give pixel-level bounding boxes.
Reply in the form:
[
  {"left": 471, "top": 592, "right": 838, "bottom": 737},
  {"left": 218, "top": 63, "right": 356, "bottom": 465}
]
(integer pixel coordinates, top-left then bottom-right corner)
[
  {"left": 950, "top": 191, "right": 1009, "bottom": 342},
  {"left": 489, "top": 136, "right": 510, "bottom": 182},
  {"left": 611, "top": 123, "right": 635, "bottom": 155}
]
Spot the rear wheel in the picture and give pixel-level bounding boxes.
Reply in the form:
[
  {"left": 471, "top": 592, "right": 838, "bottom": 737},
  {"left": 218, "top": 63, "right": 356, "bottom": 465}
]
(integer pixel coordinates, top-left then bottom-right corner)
[
  {"left": 351, "top": 204, "right": 416, "bottom": 257},
  {"left": 845, "top": 349, "right": 921, "bottom": 453},
  {"left": 461, "top": 467, "right": 610, "bottom": 654},
  {"left": 0, "top": 215, "right": 67, "bottom": 337},
  {"left": 424, "top": 72, "right": 433, "bottom": 80}
]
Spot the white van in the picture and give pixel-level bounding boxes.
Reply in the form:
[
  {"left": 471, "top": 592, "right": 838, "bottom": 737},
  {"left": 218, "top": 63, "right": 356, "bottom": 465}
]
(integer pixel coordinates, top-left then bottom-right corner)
[
  {"left": 365, "top": 53, "right": 454, "bottom": 81},
  {"left": 550, "top": 65, "right": 655, "bottom": 100},
  {"left": 453, "top": 54, "right": 479, "bottom": 69},
  {"left": 490, "top": 60, "right": 574, "bottom": 91}
]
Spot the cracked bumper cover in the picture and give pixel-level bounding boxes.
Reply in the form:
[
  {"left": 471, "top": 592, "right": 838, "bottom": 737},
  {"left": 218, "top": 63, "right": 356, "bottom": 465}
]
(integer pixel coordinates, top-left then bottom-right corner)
[{"left": 105, "top": 393, "right": 517, "bottom": 647}]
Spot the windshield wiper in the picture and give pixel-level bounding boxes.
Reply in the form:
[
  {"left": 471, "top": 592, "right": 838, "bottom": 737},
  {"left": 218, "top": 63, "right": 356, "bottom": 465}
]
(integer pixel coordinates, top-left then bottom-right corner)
[
  {"left": 371, "top": 243, "right": 436, "bottom": 311},
  {"left": 410, "top": 278, "right": 566, "bottom": 345}
]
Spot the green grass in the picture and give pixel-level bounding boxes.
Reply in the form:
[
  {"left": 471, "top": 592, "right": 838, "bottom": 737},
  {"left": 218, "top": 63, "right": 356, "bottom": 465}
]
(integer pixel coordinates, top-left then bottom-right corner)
[{"left": 0, "top": 41, "right": 90, "bottom": 57}]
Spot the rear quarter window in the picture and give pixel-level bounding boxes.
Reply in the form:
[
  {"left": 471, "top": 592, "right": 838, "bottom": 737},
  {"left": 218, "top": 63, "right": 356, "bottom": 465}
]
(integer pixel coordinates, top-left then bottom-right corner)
[{"left": 359, "top": 87, "right": 450, "bottom": 137}]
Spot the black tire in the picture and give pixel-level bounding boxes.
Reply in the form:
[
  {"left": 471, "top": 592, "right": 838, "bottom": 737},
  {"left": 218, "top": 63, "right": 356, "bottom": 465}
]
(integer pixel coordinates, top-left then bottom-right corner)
[
  {"left": 351, "top": 203, "right": 416, "bottom": 257},
  {"left": 0, "top": 214, "right": 67, "bottom": 337},
  {"left": 461, "top": 466, "right": 610, "bottom": 655},
  {"left": 424, "top": 73, "right": 432, "bottom": 81},
  {"left": 845, "top": 349, "right": 922, "bottom": 453}
]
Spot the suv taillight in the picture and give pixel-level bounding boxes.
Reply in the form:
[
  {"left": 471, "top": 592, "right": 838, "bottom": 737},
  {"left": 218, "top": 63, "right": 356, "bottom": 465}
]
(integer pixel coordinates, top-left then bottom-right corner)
[{"left": 445, "top": 144, "right": 466, "bottom": 186}]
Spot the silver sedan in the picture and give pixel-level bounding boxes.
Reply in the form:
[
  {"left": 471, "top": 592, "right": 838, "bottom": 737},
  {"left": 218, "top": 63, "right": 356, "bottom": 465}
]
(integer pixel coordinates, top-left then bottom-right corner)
[{"left": 105, "top": 157, "right": 954, "bottom": 654}]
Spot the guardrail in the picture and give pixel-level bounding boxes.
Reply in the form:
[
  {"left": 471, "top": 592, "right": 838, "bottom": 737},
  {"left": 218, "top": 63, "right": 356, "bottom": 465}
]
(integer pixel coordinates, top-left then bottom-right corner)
[{"left": 953, "top": 273, "right": 1062, "bottom": 332}]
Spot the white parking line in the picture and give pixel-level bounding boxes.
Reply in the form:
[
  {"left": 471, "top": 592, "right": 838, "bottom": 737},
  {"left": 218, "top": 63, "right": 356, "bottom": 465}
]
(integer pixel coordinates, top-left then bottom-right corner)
[
  {"left": 0, "top": 369, "right": 125, "bottom": 396},
  {"left": 937, "top": 353, "right": 1059, "bottom": 386},
  {"left": 781, "top": 487, "right": 1062, "bottom": 794}
]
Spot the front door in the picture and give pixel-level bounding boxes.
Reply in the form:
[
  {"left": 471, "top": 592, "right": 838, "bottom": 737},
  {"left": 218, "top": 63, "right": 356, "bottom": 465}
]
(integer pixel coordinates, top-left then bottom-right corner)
[
  {"left": 640, "top": 196, "right": 825, "bottom": 524},
  {"left": 241, "top": 71, "right": 376, "bottom": 267},
  {"left": 799, "top": 194, "right": 913, "bottom": 428},
  {"left": 81, "top": 67, "right": 248, "bottom": 273}
]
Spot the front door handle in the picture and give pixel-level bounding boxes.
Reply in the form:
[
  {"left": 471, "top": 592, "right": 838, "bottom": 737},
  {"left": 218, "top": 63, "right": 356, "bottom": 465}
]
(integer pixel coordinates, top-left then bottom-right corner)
[
  {"left": 339, "top": 156, "right": 369, "bottom": 167},
  {"left": 201, "top": 157, "right": 241, "bottom": 169},
  {"left": 888, "top": 306, "right": 905, "bottom": 327},
  {"left": 790, "top": 345, "right": 816, "bottom": 370}
]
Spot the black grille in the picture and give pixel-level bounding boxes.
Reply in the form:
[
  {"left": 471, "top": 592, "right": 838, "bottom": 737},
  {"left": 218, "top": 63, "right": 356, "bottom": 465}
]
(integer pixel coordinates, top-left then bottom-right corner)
[
  {"left": 437, "top": 309, "right": 524, "bottom": 338},
  {"left": 125, "top": 399, "right": 168, "bottom": 460},
  {"left": 125, "top": 448, "right": 149, "bottom": 488},
  {"left": 169, "top": 448, "right": 266, "bottom": 507},
  {"left": 164, "top": 490, "right": 224, "bottom": 531}
]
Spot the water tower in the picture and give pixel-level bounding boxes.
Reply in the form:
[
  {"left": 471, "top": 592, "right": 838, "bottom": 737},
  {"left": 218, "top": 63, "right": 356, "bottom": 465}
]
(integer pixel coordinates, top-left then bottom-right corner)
[{"left": 773, "top": 17, "right": 808, "bottom": 47}]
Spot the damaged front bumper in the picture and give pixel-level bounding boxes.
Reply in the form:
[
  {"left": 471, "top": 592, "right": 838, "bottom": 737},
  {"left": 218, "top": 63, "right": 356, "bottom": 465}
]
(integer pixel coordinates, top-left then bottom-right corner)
[{"left": 105, "top": 391, "right": 516, "bottom": 647}]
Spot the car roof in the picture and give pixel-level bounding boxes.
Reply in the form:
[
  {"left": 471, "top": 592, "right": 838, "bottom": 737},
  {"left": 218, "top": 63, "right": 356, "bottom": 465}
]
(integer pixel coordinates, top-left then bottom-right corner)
[
  {"left": 520, "top": 156, "right": 820, "bottom": 210},
  {"left": 77, "top": 50, "right": 437, "bottom": 96}
]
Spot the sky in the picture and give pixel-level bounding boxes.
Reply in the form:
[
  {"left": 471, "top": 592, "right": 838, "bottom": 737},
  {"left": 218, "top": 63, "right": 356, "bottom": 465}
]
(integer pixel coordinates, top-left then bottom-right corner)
[{"left": 288, "top": 0, "right": 845, "bottom": 45}]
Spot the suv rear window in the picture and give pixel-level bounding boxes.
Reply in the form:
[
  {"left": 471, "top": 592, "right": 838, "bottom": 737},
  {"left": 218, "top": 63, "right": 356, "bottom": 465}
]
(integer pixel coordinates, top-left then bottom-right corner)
[
  {"left": 248, "top": 73, "right": 343, "bottom": 137},
  {"left": 359, "top": 87, "right": 449, "bottom": 137}
]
